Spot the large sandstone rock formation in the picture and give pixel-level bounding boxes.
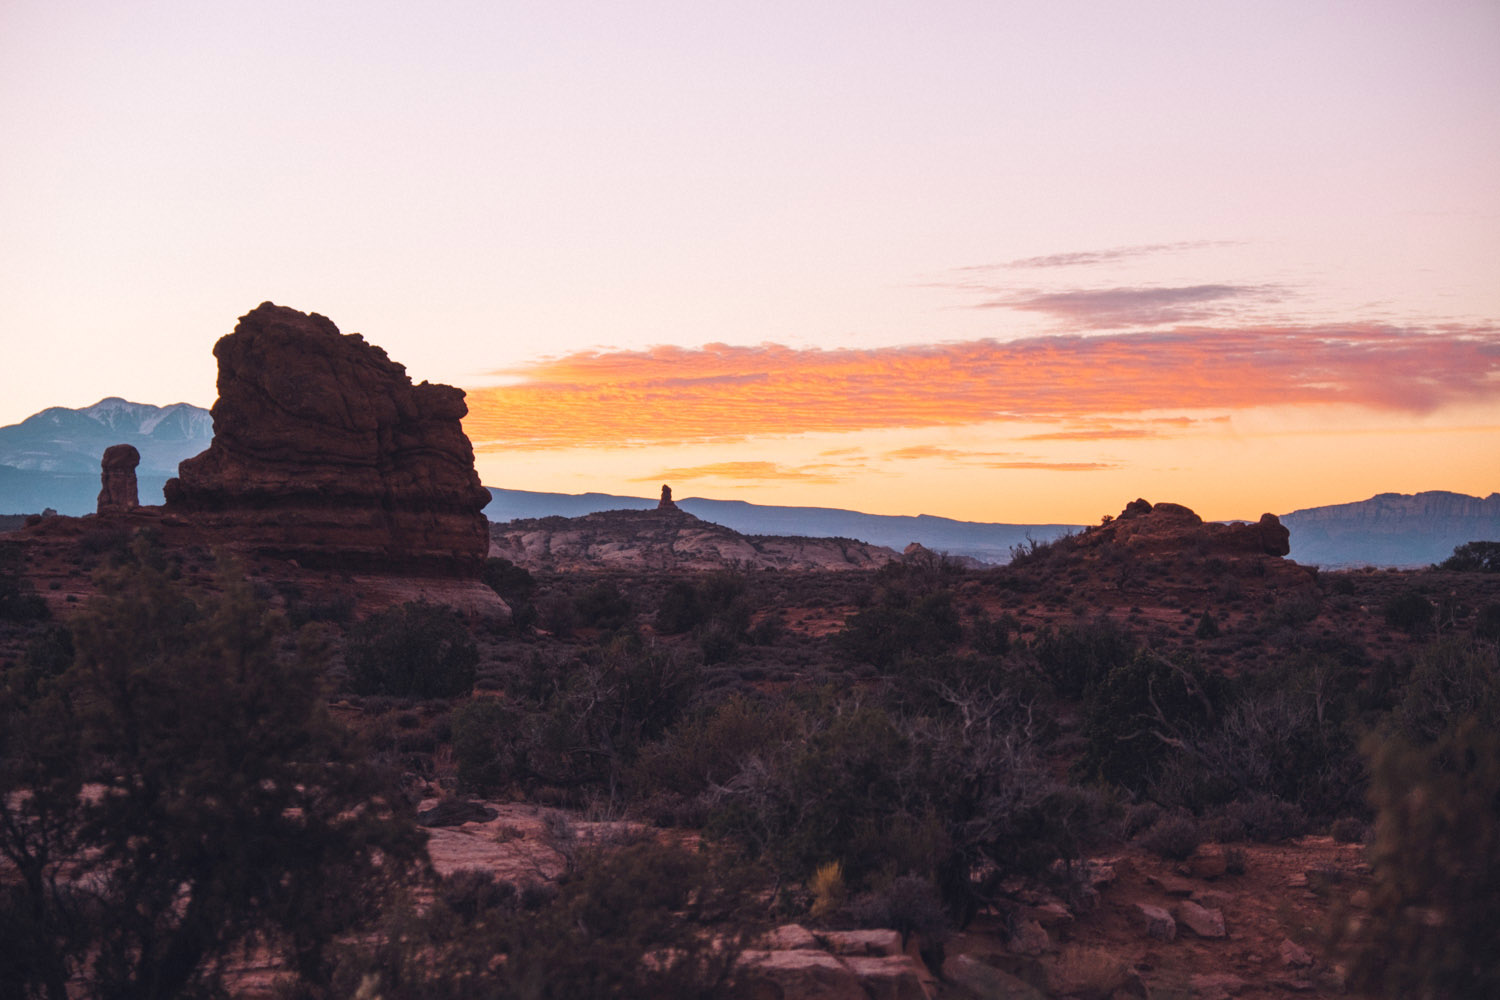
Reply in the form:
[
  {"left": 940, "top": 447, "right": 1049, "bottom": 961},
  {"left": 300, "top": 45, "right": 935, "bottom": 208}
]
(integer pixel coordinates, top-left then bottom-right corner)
[
  {"left": 1108, "top": 499, "right": 1291, "bottom": 557},
  {"left": 164, "top": 302, "right": 491, "bottom": 576},
  {"left": 96, "top": 444, "right": 140, "bottom": 514}
]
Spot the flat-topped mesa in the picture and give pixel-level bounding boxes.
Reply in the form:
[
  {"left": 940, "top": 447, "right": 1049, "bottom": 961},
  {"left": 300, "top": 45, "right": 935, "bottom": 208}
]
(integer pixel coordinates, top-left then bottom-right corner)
[{"left": 163, "top": 302, "right": 491, "bottom": 576}]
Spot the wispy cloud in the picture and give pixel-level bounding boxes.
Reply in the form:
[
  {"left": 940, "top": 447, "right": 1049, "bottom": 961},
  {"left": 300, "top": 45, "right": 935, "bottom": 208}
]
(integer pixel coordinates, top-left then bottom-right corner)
[
  {"left": 978, "top": 284, "right": 1279, "bottom": 327},
  {"left": 463, "top": 324, "right": 1500, "bottom": 450},
  {"left": 959, "top": 240, "right": 1239, "bottom": 271},
  {"left": 630, "top": 461, "right": 851, "bottom": 485},
  {"left": 979, "top": 460, "right": 1120, "bottom": 472}
]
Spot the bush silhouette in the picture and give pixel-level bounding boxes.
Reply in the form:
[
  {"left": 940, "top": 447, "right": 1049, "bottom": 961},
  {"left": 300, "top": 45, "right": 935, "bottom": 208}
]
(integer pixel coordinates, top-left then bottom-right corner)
[
  {"left": 0, "top": 540, "right": 424, "bottom": 998},
  {"left": 347, "top": 600, "right": 478, "bottom": 698},
  {"left": 1345, "top": 719, "right": 1500, "bottom": 997}
]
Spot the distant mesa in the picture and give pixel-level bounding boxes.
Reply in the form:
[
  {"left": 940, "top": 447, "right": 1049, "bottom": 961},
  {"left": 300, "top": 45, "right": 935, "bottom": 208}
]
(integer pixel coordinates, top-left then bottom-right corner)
[
  {"left": 163, "top": 302, "right": 492, "bottom": 576},
  {"left": 96, "top": 443, "right": 140, "bottom": 514}
]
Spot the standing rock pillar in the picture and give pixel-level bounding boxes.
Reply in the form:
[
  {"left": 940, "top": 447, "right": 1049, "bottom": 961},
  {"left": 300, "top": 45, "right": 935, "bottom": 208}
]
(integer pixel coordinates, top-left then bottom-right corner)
[{"left": 97, "top": 444, "right": 141, "bottom": 514}]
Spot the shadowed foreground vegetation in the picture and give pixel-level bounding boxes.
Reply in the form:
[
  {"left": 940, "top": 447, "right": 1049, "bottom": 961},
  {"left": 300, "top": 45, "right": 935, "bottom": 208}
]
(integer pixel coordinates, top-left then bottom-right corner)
[{"left": 1, "top": 537, "right": 1498, "bottom": 997}]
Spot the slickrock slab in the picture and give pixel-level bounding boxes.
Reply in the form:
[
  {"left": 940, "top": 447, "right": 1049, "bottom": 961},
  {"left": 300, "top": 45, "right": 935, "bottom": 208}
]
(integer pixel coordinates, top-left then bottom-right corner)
[
  {"left": 763, "top": 924, "right": 821, "bottom": 951},
  {"left": 818, "top": 929, "right": 904, "bottom": 957},
  {"left": 843, "top": 954, "right": 934, "bottom": 1000},
  {"left": 737, "top": 949, "right": 866, "bottom": 1000}
]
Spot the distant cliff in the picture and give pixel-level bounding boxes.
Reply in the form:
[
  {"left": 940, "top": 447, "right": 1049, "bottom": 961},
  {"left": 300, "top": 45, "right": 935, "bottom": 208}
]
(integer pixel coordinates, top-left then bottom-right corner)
[{"left": 1280, "top": 491, "right": 1500, "bottom": 568}]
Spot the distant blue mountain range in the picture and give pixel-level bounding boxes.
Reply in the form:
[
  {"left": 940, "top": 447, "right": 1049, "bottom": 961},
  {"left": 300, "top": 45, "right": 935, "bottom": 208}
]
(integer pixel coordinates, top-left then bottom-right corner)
[{"left": 2, "top": 399, "right": 1495, "bottom": 567}]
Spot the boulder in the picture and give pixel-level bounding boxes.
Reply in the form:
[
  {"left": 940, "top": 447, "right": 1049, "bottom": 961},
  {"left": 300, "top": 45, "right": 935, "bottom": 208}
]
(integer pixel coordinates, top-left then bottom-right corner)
[
  {"left": 1007, "top": 919, "right": 1050, "bottom": 956},
  {"left": 1131, "top": 902, "right": 1176, "bottom": 942},
  {"left": 941, "top": 954, "right": 1046, "bottom": 1000},
  {"left": 97, "top": 443, "right": 140, "bottom": 514},
  {"left": 164, "top": 303, "right": 491, "bottom": 576},
  {"left": 1176, "top": 900, "right": 1227, "bottom": 939},
  {"left": 1278, "top": 938, "right": 1314, "bottom": 968}
]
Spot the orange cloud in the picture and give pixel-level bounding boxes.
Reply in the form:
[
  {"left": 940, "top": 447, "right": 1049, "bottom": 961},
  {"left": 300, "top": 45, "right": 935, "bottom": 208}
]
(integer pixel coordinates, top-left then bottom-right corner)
[
  {"left": 633, "top": 461, "right": 850, "bottom": 484},
  {"left": 463, "top": 324, "right": 1500, "bottom": 450}
]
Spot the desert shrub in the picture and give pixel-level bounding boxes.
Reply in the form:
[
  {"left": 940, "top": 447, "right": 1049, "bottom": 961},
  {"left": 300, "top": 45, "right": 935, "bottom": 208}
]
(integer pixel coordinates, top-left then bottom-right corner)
[
  {"left": 844, "top": 874, "right": 950, "bottom": 952},
  {"left": 0, "top": 543, "right": 424, "bottom": 999},
  {"left": 1195, "top": 611, "right": 1220, "bottom": 638},
  {"left": 1391, "top": 638, "right": 1500, "bottom": 744},
  {"left": 1138, "top": 812, "right": 1203, "bottom": 860},
  {"left": 482, "top": 557, "right": 537, "bottom": 629},
  {"left": 574, "top": 581, "right": 634, "bottom": 632},
  {"left": 1476, "top": 602, "right": 1500, "bottom": 643},
  {"left": 1329, "top": 816, "right": 1369, "bottom": 843},
  {"left": 655, "top": 579, "right": 704, "bottom": 635},
  {"left": 1119, "top": 801, "right": 1164, "bottom": 839},
  {"left": 968, "top": 610, "right": 1016, "bottom": 655},
  {"left": 1154, "top": 686, "right": 1365, "bottom": 820},
  {"left": 339, "top": 840, "right": 755, "bottom": 1000},
  {"left": 838, "top": 590, "right": 962, "bottom": 667},
  {"left": 0, "top": 545, "right": 48, "bottom": 624},
  {"left": 1031, "top": 618, "right": 1134, "bottom": 701},
  {"left": 630, "top": 694, "right": 801, "bottom": 817},
  {"left": 1222, "top": 793, "right": 1307, "bottom": 843},
  {"left": 1077, "top": 650, "right": 1226, "bottom": 793},
  {"left": 1343, "top": 720, "right": 1500, "bottom": 998},
  {"left": 453, "top": 641, "right": 701, "bottom": 799},
  {"left": 808, "top": 861, "right": 846, "bottom": 920},
  {"left": 346, "top": 600, "right": 478, "bottom": 698},
  {"left": 1383, "top": 589, "right": 1435, "bottom": 636},
  {"left": 1437, "top": 539, "right": 1500, "bottom": 573}
]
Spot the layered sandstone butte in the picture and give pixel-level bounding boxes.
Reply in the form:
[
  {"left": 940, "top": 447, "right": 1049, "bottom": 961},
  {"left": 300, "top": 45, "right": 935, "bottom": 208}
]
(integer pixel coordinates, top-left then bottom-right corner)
[{"left": 164, "top": 302, "right": 491, "bottom": 575}]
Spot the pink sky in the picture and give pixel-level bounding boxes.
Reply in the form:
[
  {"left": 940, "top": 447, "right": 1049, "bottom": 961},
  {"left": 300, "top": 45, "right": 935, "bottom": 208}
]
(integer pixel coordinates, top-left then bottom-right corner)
[{"left": 2, "top": 1, "right": 1496, "bottom": 522}]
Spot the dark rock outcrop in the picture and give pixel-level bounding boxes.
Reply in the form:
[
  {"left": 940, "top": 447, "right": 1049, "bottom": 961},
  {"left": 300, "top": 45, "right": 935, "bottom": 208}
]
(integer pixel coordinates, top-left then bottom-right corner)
[
  {"left": 164, "top": 303, "right": 491, "bottom": 575},
  {"left": 96, "top": 444, "right": 140, "bottom": 514},
  {"left": 657, "top": 483, "right": 678, "bottom": 511},
  {"left": 1099, "top": 499, "right": 1289, "bottom": 557}
]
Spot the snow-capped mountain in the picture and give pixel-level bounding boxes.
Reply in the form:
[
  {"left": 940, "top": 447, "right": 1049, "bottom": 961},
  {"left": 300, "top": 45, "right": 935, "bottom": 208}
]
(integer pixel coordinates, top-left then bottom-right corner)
[{"left": 0, "top": 398, "right": 213, "bottom": 513}]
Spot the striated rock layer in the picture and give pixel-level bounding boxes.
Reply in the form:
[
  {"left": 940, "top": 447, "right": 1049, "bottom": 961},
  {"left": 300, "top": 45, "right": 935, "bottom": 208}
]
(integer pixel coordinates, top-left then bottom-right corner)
[{"left": 164, "top": 302, "right": 491, "bottom": 576}]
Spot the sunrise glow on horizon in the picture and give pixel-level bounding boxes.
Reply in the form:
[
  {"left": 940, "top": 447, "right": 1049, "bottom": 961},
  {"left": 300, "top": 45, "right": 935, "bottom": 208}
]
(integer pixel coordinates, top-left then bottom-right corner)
[{"left": 3, "top": 1, "right": 1497, "bottom": 524}]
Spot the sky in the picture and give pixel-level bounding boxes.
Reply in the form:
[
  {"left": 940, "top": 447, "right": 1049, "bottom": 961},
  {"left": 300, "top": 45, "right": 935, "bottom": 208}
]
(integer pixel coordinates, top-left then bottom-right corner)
[{"left": 2, "top": 0, "right": 1497, "bottom": 524}]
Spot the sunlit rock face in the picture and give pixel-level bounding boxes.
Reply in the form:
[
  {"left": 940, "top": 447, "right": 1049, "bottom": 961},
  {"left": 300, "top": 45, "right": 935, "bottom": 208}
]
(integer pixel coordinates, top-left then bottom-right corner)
[{"left": 164, "top": 302, "right": 491, "bottom": 576}]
